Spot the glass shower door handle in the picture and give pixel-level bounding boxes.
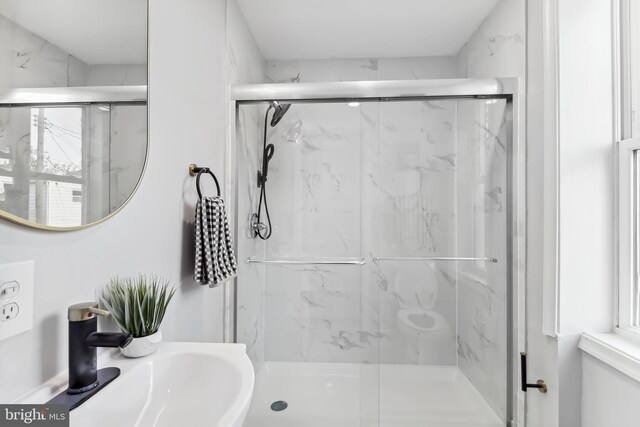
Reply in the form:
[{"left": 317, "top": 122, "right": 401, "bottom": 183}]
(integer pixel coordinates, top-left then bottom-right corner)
[{"left": 520, "top": 353, "right": 548, "bottom": 393}]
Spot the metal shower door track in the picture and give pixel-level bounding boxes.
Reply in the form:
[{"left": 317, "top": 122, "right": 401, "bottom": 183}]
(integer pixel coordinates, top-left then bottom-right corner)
[{"left": 230, "top": 78, "right": 518, "bottom": 102}]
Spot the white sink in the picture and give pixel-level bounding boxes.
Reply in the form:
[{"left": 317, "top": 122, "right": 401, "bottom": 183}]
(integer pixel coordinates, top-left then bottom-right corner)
[{"left": 21, "top": 342, "right": 254, "bottom": 427}]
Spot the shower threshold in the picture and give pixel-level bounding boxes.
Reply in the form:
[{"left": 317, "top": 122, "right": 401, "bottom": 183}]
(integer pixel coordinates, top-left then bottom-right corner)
[{"left": 244, "top": 362, "right": 503, "bottom": 427}]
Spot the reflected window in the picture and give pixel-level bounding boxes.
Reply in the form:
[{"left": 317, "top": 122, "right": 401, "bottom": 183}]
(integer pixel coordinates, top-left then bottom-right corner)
[
  {"left": 0, "top": 103, "right": 145, "bottom": 227},
  {"left": 28, "top": 107, "right": 83, "bottom": 226}
]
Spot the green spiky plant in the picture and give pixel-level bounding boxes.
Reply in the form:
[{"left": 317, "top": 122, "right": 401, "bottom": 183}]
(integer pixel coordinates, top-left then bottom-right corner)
[{"left": 100, "top": 275, "right": 177, "bottom": 338}]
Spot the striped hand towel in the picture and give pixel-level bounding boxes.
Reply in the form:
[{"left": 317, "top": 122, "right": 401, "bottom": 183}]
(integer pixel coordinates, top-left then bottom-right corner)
[{"left": 194, "top": 196, "right": 238, "bottom": 287}]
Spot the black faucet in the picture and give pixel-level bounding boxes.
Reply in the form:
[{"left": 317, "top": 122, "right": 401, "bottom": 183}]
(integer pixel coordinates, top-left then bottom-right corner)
[{"left": 48, "top": 302, "right": 132, "bottom": 410}]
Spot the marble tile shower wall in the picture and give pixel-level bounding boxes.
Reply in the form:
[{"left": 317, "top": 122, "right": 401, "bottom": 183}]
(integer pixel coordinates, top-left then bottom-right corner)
[
  {"left": 265, "top": 56, "right": 461, "bottom": 83},
  {"left": 236, "top": 97, "right": 461, "bottom": 365},
  {"left": 0, "top": 14, "right": 146, "bottom": 90},
  {"left": 0, "top": 15, "right": 84, "bottom": 90},
  {"left": 237, "top": 98, "right": 507, "bottom": 368},
  {"left": 456, "top": 100, "right": 508, "bottom": 421},
  {"left": 455, "top": 0, "right": 524, "bottom": 422},
  {"left": 234, "top": 51, "right": 511, "bottom": 367},
  {"left": 457, "top": 0, "right": 525, "bottom": 79},
  {"left": 262, "top": 102, "right": 369, "bottom": 363},
  {"left": 247, "top": 57, "right": 465, "bottom": 365},
  {"left": 372, "top": 100, "right": 459, "bottom": 365}
]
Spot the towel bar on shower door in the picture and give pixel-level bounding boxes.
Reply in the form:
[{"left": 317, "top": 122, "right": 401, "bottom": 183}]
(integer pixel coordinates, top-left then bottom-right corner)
[
  {"left": 244, "top": 257, "right": 367, "bottom": 266},
  {"left": 372, "top": 256, "right": 498, "bottom": 263}
]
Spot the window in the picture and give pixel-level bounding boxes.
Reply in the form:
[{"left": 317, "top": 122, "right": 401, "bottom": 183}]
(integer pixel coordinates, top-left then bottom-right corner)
[
  {"left": 618, "top": 0, "right": 640, "bottom": 335},
  {"left": 618, "top": 138, "right": 640, "bottom": 331}
]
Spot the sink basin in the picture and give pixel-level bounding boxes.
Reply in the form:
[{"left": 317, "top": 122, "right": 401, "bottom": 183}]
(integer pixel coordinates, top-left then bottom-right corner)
[{"left": 21, "top": 342, "right": 254, "bottom": 427}]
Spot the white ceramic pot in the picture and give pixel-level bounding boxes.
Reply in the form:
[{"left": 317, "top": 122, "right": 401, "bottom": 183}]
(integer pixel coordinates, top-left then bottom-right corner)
[{"left": 120, "top": 330, "right": 162, "bottom": 358}]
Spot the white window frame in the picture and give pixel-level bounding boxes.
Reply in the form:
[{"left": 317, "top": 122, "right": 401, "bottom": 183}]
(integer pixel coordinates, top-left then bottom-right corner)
[
  {"left": 617, "top": 0, "right": 640, "bottom": 340},
  {"left": 618, "top": 137, "right": 640, "bottom": 336}
]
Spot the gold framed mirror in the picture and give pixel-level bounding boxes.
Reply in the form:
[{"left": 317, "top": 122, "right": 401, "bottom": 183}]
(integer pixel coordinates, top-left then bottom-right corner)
[{"left": 0, "top": 0, "right": 148, "bottom": 231}]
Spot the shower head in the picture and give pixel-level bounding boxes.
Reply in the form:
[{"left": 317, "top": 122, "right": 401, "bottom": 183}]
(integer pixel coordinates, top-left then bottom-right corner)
[{"left": 269, "top": 101, "right": 291, "bottom": 127}]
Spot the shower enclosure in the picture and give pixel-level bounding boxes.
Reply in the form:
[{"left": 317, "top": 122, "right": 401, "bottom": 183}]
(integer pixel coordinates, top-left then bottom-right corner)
[{"left": 227, "top": 79, "right": 523, "bottom": 427}]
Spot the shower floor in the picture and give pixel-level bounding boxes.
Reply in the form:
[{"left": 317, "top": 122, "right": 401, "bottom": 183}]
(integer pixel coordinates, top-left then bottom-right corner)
[{"left": 244, "top": 362, "right": 503, "bottom": 427}]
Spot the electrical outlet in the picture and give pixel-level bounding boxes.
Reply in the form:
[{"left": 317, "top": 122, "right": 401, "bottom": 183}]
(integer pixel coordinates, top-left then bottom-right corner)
[
  {"left": 0, "top": 281, "right": 20, "bottom": 300},
  {"left": 0, "top": 261, "right": 34, "bottom": 341},
  {"left": 1, "top": 302, "right": 19, "bottom": 321}
]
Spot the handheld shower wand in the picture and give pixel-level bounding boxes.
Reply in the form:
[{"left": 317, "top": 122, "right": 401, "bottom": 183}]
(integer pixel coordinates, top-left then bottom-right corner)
[{"left": 253, "top": 101, "right": 291, "bottom": 240}]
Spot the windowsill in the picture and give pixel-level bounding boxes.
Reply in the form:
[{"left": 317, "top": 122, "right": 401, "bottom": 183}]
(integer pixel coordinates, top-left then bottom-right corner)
[{"left": 579, "top": 332, "right": 640, "bottom": 383}]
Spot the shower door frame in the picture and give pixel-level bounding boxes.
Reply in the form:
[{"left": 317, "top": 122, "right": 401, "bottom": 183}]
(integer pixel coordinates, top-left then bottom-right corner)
[{"left": 225, "top": 78, "right": 524, "bottom": 426}]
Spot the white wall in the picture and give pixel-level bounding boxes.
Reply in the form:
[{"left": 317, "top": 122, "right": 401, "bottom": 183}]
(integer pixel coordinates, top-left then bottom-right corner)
[
  {"left": 556, "top": 0, "right": 615, "bottom": 426},
  {"left": 557, "top": 0, "right": 614, "bottom": 337},
  {"left": 563, "top": 1, "right": 640, "bottom": 426},
  {"left": 0, "top": 0, "right": 229, "bottom": 402},
  {"left": 525, "top": 0, "right": 619, "bottom": 425},
  {"left": 525, "top": 0, "right": 616, "bottom": 425},
  {"left": 582, "top": 354, "right": 640, "bottom": 427},
  {"left": 524, "top": 0, "right": 561, "bottom": 425}
]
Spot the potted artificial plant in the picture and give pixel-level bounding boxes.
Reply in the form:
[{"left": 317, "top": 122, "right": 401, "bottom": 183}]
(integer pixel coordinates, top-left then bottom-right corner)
[{"left": 100, "top": 275, "right": 176, "bottom": 358}]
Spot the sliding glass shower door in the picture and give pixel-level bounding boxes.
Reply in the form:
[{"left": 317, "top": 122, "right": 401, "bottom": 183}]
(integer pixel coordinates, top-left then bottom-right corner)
[
  {"left": 370, "top": 99, "right": 508, "bottom": 426},
  {"left": 236, "top": 100, "right": 380, "bottom": 426},
  {"left": 235, "top": 95, "right": 511, "bottom": 427}
]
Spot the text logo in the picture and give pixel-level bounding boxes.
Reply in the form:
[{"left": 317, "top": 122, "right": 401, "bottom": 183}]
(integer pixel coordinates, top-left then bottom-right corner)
[{"left": 0, "top": 405, "right": 68, "bottom": 427}]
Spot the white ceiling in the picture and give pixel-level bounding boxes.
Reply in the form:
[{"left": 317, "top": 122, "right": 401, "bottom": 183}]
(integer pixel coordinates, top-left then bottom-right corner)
[
  {"left": 0, "top": 0, "right": 147, "bottom": 65},
  {"left": 237, "top": 0, "right": 499, "bottom": 60}
]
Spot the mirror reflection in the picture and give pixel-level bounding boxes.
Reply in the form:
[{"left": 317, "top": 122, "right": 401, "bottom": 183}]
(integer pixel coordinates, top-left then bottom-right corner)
[{"left": 0, "top": 0, "right": 148, "bottom": 229}]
